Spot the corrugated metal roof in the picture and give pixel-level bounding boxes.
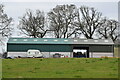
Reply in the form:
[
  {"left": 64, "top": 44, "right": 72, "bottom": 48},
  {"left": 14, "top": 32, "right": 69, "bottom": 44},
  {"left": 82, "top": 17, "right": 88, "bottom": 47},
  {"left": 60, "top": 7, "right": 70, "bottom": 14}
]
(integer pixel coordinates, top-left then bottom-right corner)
[{"left": 7, "top": 38, "right": 114, "bottom": 45}]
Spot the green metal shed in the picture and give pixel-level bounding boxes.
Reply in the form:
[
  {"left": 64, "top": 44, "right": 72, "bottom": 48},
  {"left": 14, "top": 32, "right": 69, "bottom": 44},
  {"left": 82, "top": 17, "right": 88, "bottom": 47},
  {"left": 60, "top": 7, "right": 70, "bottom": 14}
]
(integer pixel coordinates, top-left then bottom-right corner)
[{"left": 7, "top": 38, "right": 114, "bottom": 58}]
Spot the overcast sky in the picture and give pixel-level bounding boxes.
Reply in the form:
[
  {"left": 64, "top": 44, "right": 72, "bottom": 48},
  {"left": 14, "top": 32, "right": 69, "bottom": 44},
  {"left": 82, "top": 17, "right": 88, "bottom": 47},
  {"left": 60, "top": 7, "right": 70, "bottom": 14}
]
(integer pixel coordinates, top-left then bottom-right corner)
[
  {"left": 0, "top": 0, "right": 119, "bottom": 52},
  {"left": 1, "top": 0, "right": 119, "bottom": 37},
  {"left": 1, "top": 0, "right": 120, "bottom": 2}
]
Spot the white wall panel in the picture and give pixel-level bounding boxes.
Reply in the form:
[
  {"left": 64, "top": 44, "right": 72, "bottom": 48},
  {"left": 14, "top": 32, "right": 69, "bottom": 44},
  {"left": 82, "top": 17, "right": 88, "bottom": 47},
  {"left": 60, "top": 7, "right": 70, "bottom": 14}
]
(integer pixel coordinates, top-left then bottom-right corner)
[
  {"left": 7, "top": 52, "right": 27, "bottom": 57},
  {"left": 89, "top": 52, "right": 113, "bottom": 58}
]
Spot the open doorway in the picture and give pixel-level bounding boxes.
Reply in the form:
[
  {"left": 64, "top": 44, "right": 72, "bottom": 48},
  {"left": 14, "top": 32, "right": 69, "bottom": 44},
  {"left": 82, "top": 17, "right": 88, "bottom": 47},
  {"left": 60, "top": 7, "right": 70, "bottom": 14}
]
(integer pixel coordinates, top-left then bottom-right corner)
[{"left": 73, "top": 47, "right": 89, "bottom": 58}]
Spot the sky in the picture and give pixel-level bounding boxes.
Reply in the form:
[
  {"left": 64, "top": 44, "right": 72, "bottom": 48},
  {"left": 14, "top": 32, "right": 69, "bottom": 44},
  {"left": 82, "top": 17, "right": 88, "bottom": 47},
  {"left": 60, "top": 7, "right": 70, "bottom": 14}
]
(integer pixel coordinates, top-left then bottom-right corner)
[
  {"left": 1, "top": 0, "right": 119, "bottom": 37},
  {"left": 1, "top": 0, "right": 120, "bottom": 2},
  {"left": 0, "top": 0, "right": 119, "bottom": 52},
  {"left": 2, "top": 2, "right": 118, "bottom": 20}
]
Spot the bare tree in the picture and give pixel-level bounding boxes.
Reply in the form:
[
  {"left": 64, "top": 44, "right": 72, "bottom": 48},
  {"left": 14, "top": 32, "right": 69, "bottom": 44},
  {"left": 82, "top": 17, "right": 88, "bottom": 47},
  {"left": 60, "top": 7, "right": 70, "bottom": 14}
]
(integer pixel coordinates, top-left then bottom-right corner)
[
  {"left": 96, "top": 18, "right": 110, "bottom": 39},
  {"left": 48, "top": 4, "right": 78, "bottom": 38},
  {"left": 97, "top": 19, "right": 119, "bottom": 42},
  {"left": 19, "top": 9, "right": 48, "bottom": 38},
  {"left": 108, "top": 20, "right": 119, "bottom": 42},
  {"left": 0, "top": 4, "right": 13, "bottom": 45},
  {"left": 75, "top": 6, "right": 103, "bottom": 39}
]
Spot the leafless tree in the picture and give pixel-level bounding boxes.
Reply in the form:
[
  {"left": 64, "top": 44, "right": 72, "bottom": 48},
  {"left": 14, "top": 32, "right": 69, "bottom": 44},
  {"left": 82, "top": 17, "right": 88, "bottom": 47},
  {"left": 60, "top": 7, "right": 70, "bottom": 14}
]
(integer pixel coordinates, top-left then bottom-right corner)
[
  {"left": 19, "top": 9, "right": 49, "bottom": 38},
  {"left": 48, "top": 4, "right": 78, "bottom": 38},
  {"left": 75, "top": 6, "right": 103, "bottom": 39},
  {"left": 0, "top": 4, "right": 13, "bottom": 45},
  {"left": 108, "top": 20, "right": 119, "bottom": 42},
  {"left": 97, "top": 19, "right": 119, "bottom": 42},
  {"left": 96, "top": 18, "right": 110, "bottom": 39}
]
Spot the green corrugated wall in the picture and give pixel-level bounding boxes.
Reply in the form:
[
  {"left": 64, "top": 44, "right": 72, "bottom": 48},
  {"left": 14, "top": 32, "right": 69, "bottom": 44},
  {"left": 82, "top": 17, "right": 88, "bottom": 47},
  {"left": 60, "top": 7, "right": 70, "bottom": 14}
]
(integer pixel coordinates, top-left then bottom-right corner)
[
  {"left": 7, "top": 44, "right": 73, "bottom": 52},
  {"left": 89, "top": 45, "right": 113, "bottom": 52},
  {"left": 7, "top": 43, "right": 113, "bottom": 52}
]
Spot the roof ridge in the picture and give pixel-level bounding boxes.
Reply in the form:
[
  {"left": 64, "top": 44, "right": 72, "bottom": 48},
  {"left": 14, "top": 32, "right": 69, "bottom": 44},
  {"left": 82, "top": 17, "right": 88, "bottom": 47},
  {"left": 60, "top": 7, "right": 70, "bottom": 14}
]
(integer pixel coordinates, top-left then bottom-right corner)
[{"left": 8, "top": 38, "right": 114, "bottom": 45}]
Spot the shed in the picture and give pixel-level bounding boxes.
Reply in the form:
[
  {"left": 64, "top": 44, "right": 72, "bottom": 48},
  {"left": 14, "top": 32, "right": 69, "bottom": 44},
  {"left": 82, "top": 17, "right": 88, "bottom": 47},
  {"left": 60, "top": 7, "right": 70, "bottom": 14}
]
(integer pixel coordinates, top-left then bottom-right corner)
[{"left": 7, "top": 38, "right": 114, "bottom": 58}]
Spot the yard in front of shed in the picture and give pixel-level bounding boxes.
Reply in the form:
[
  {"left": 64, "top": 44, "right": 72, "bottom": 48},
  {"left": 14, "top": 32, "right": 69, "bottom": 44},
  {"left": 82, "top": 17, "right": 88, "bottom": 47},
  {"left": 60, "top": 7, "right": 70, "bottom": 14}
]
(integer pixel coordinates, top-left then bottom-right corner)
[{"left": 2, "top": 58, "right": 118, "bottom": 78}]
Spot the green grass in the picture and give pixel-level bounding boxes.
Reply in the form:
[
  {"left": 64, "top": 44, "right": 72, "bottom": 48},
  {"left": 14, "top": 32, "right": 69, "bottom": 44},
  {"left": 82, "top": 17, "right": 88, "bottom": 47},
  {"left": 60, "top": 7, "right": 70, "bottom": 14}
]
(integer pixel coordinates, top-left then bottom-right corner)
[{"left": 2, "top": 58, "right": 118, "bottom": 78}]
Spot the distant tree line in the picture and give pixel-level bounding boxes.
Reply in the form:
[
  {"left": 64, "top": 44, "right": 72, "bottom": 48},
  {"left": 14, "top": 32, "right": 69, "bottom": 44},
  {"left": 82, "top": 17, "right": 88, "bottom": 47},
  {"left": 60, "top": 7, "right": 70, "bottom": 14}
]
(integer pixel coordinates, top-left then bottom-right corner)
[{"left": 0, "top": 4, "right": 119, "bottom": 45}]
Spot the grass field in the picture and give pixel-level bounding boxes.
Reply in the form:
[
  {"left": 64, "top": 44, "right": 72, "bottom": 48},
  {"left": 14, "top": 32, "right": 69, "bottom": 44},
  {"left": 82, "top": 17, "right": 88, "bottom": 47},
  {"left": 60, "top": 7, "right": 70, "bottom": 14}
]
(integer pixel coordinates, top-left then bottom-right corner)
[{"left": 2, "top": 58, "right": 118, "bottom": 78}]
